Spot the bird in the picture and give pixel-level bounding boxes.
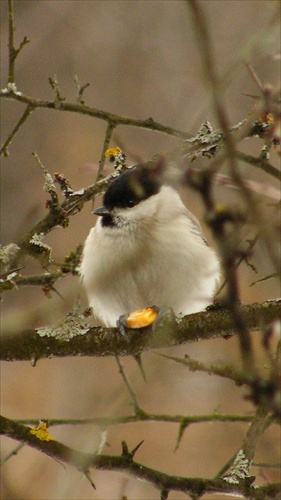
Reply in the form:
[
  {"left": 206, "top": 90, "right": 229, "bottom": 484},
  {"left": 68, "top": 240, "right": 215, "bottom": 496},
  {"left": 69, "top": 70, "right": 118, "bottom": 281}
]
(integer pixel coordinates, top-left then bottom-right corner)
[{"left": 80, "top": 161, "right": 220, "bottom": 377}]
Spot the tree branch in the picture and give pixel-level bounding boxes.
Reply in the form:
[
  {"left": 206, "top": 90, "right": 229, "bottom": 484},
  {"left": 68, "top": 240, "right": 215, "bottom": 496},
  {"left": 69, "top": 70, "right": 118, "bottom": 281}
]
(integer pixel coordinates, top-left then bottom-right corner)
[
  {"left": 9, "top": 168, "right": 126, "bottom": 266},
  {"left": 16, "top": 412, "right": 255, "bottom": 429},
  {"left": 0, "top": 104, "right": 35, "bottom": 157},
  {"left": 7, "top": 0, "right": 29, "bottom": 84},
  {"left": 0, "top": 89, "right": 189, "bottom": 139},
  {"left": 96, "top": 121, "right": 116, "bottom": 182},
  {"left": 1, "top": 415, "right": 280, "bottom": 499},
  {"left": 236, "top": 151, "right": 281, "bottom": 182},
  {"left": 1, "top": 299, "right": 280, "bottom": 362}
]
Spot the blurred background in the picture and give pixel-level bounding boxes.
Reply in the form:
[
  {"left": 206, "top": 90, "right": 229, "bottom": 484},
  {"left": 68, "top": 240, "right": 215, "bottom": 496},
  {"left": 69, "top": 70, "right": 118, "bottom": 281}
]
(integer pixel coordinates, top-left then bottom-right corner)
[{"left": 1, "top": 1, "right": 280, "bottom": 499}]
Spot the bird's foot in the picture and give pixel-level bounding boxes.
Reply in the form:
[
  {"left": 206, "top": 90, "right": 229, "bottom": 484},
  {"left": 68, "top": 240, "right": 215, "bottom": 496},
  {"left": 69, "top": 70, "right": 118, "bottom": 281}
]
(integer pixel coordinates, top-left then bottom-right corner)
[
  {"left": 117, "top": 306, "right": 161, "bottom": 383},
  {"left": 117, "top": 306, "right": 159, "bottom": 338}
]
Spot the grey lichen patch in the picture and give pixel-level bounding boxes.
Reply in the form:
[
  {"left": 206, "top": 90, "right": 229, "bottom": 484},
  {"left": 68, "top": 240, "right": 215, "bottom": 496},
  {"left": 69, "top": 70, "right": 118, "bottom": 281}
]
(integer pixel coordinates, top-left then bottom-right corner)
[
  {"left": 0, "top": 243, "right": 20, "bottom": 266},
  {"left": 36, "top": 302, "right": 91, "bottom": 341},
  {"left": 43, "top": 172, "right": 57, "bottom": 194},
  {"left": 29, "top": 233, "right": 52, "bottom": 263},
  {"left": 185, "top": 121, "right": 223, "bottom": 159},
  {"left": 223, "top": 449, "right": 251, "bottom": 485},
  {"left": 175, "top": 312, "right": 184, "bottom": 325}
]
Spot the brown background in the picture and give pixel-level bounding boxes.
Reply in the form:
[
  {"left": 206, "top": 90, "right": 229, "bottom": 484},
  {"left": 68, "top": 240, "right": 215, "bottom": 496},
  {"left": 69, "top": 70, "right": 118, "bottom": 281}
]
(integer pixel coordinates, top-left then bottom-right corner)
[{"left": 1, "top": 1, "right": 280, "bottom": 499}]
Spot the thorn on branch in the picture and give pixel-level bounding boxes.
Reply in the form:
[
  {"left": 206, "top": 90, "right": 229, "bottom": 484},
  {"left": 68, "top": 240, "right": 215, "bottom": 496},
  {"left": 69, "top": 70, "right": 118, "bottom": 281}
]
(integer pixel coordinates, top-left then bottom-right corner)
[
  {"left": 83, "top": 469, "right": 96, "bottom": 490},
  {"left": 145, "top": 116, "right": 156, "bottom": 126},
  {"left": 174, "top": 419, "right": 189, "bottom": 452},
  {"left": 30, "top": 353, "right": 37, "bottom": 367},
  {"left": 121, "top": 439, "right": 144, "bottom": 461},
  {"left": 160, "top": 489, "right": 169, "bottom": 500},
  {"left": 130, "top": 439, "right": 144, "bottom": 458}
]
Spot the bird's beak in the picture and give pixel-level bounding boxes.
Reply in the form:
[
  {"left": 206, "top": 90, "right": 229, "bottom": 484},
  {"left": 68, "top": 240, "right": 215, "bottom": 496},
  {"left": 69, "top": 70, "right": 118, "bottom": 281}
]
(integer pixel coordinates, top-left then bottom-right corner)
[{"left": 93, "top": 206, "right": 111, "bottom": 216}]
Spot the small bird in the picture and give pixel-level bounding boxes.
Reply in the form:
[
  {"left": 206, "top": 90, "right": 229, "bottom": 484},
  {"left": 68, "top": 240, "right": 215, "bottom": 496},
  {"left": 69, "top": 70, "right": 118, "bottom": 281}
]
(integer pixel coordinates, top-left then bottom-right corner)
[{"left": 80, "top": 162, "right": 220, "bottom": 374}]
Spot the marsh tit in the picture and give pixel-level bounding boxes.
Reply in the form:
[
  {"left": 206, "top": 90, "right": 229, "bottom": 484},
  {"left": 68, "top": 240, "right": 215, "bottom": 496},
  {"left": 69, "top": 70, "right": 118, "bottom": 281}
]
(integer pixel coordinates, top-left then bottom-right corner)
[{"left": 80, "top": 163, "right": 220, "bottom": 332}]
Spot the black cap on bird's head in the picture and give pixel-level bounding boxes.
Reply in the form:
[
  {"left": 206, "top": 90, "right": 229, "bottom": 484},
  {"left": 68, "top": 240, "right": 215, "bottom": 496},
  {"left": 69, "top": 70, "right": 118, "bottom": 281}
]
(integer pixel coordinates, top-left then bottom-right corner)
[{"left": 94, "top": 158, "right": 165, "bottom": 222}]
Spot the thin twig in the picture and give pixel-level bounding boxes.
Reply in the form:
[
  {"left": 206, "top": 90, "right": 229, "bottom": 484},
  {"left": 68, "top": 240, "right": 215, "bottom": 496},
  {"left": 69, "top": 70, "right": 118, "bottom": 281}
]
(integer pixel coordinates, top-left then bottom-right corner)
[
  {"left": 215, "top": 234, "right": 260, "bottom": 296},
  {"left": 245, "top": 62, "right": 265, "bottom": 93},
  {"left": 0, "top": 104, "right": 34, "bottom": 157},
  {"left": 0, "top": 442, "right": 25, "bottom": 465},
  {"left": 73, "top": 75, "right": 90, "bottom": 105},
  {"left": 215, "top": 449, "right": 241, "bottom": 479},
  {"left": 0, "top": 270, "right": 65, "bottom": 293},
  {"left": 16, "top": 412, "right": 255, "bottom": 428},
  {"left": 0, "top": 90, "right": 189, "bottom": 139},
  {"left": 7, "top": 0, "right": 29, "bottom": 84},
  {"left": 114, "top": 356, "right": 144, "bottom": 416},
  {"left": 236, "top": 152, "right": 281, "bottom": 182},
  {"left": 156, "top": 352, "right": 250, "bottom": 386},
  {"left": 96, "top": 121, "right": 116, "bottom": 182}
]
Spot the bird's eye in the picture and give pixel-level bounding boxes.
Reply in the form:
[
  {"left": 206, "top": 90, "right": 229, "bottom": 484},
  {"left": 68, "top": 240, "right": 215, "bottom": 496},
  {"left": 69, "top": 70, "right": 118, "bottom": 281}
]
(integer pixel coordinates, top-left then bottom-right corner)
[{"left": 127, "top": 199, "right": 136, "bottom": 208}]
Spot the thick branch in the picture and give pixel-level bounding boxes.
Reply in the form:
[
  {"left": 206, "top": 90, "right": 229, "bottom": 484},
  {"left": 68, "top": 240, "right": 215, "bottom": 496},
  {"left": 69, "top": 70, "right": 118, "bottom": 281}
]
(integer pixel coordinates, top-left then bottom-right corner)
[
  {"left": 1, "top": 299, "right": 280, "bottom": 362},
  {"left": 1, "top": 415, "right": 279, "bottom": 499}
]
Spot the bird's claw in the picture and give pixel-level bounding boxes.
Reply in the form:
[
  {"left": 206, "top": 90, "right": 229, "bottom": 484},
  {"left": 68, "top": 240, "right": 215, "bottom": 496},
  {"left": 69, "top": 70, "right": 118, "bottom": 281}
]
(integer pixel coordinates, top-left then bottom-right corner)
[
  {"left": 117, "top": 306, "right": 159, "bottom": 338},
  {"left": 117, "top": 313, "right": 130, "bottom": 340}
]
